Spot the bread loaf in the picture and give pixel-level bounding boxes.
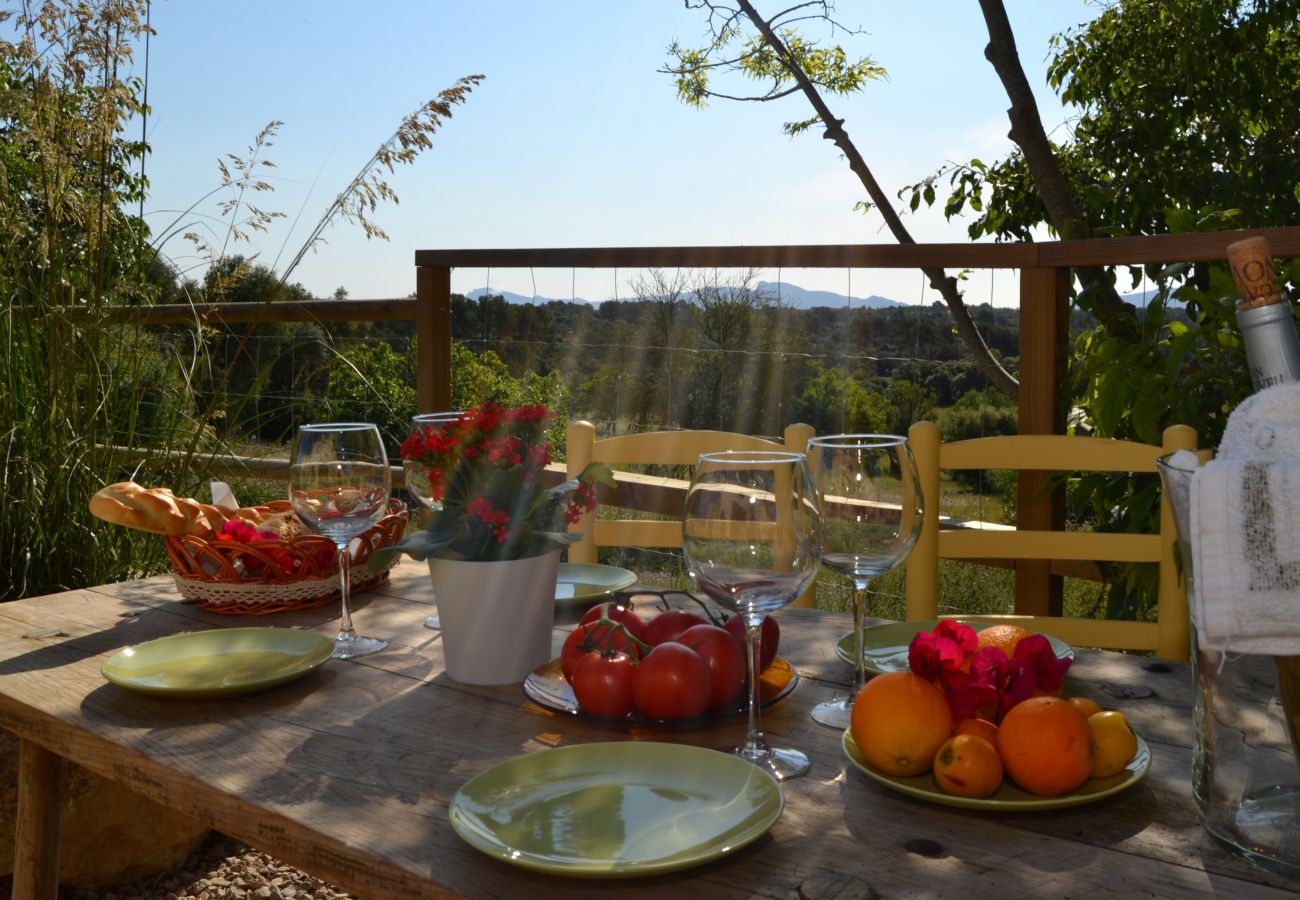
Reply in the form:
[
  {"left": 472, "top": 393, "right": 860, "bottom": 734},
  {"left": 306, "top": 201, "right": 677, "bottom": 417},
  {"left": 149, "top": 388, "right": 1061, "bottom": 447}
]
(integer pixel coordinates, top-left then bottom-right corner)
[{"left": 89, "top": 482, "right": 232, "bottom": 536}]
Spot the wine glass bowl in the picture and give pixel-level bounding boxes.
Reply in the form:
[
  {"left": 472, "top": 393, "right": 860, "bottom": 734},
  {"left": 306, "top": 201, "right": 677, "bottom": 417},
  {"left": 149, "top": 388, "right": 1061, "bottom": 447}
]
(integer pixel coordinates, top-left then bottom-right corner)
[
  {"left": 290, "top": 422, "right": 392, "bottom": 660},
  {"left": 402, "top": 411, "right": 463, "bottom": 629},
  {"left": 806, "top": 434, "right": 922, "bottom": 729},
  {"left": 682, "top": 450, "right": 822, "bottom": 780}
]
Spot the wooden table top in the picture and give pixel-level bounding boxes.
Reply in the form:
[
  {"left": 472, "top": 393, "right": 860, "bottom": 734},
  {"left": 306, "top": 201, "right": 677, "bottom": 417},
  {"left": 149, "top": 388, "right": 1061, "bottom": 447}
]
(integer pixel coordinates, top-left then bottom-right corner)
[{"left": 1, "top": 558, "right": 1297, "bottom": 899}]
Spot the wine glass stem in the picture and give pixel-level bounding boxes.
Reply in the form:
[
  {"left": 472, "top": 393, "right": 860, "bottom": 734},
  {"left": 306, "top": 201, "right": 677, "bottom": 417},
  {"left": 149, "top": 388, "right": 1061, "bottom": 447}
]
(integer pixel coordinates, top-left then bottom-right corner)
[
  {"left": 850, "top": 578, "right": 871, "bottom": 702},
  {"left": 336, "top": 544, "right": 357, "bottom": 641},
  {"left": 741, "top": 614, "right": 768, "bottom": 758}
]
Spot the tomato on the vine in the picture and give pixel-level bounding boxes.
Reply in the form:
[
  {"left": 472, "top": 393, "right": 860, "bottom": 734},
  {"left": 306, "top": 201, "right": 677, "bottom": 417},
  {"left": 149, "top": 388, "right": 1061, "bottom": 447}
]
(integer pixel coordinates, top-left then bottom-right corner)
[
  {"left": 677, "top": 623, "right": 747, "bottom": 712},
  {"left": 570, "top": 651, "right": 636, "bottom": 718},
  {"left": 632, "top": 641, "right": 710, "bottom": 720},
  {"left": 580, "top": 601, "right": 647, "bottom": 643},
  {"left": 724, "top": 613, "right": 780, "bottom": 672},
  {"left": 561, "top": 621, "right": 640, "bottom": 683},
  {"left": 641, "top": 609, "right": 709, "bottom": 646}
]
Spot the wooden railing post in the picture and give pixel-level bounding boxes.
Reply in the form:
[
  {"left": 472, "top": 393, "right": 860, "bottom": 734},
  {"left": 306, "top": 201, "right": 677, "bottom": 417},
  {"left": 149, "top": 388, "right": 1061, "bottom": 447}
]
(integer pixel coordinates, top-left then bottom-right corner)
[
  {"left": 416, "top": 266, "right": 453, "bottom": 413},
  {"left": 1017, "top": 266, "right": 1069, "bottom": 616}
]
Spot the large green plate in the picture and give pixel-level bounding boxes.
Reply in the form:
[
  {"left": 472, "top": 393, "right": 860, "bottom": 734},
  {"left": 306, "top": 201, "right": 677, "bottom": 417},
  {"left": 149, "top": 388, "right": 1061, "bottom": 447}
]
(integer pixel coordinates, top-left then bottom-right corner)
[
  {"left": 836, "top": 619, "right": 1075, "bottom": 676},
  {"left": 554, "top": 563, "right": 637, "bottom": 607},
  {"left": 842, "top": 729, "right": 1151, "bottom": 812},
  {"left": 450, "top": 741, "right": 783, "bottom": 877},
  {"left": 101, "top": 627, "right": 333, "bottom": 698}
]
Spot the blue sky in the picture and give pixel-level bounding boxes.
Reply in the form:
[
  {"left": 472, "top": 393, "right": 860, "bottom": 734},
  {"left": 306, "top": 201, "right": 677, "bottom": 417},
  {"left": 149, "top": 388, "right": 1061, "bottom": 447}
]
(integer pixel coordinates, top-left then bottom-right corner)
[{"left": 137, "top": 1, "right": 1099, "bottom": 307}]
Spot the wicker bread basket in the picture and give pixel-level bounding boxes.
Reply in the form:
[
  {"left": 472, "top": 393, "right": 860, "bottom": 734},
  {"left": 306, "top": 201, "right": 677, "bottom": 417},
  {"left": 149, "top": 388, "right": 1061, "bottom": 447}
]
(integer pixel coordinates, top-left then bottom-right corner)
[{"left": 163, "top": 499, "right": 408, "bottom": 615}]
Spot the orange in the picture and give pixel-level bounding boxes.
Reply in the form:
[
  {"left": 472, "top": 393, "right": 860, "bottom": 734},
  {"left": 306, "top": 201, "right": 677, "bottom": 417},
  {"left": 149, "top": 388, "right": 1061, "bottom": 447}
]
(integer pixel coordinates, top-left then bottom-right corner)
[
  {"left": 953, "top": 717, "right": 1000, "bottom": 747},
  {"left": 997, "top": 696, "right": 1095, "bottom": 797},
  {"left": 1068, "top": 696, "right": 1104, "bottom": 719},
  {"left": 1088, "top": 710, "right": 1139, "bottom": 778},
  {"left": 933, "top": 734, "right": 1004, "bottom": 799},
  {"left": 851, "top": 672, "right": 954, "bottom": 777},
  {"left": 976, "top": 624, "right": 1035, "bottom": 660}
]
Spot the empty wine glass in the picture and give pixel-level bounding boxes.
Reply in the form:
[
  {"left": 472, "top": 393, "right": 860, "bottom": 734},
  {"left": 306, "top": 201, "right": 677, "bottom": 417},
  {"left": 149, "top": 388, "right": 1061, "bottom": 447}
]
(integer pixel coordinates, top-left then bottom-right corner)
[
  {"left": 682, "top": 450, "right": 822, "bottom": 780},
  {"left": 403, "top": 411, "right": 464, "bottom": 629},
  {"left": 290, "top": 422, "right": 392, "bottom": 659},
  {"left": 806, "top": 434, "right": 922, "bottom": 729}
]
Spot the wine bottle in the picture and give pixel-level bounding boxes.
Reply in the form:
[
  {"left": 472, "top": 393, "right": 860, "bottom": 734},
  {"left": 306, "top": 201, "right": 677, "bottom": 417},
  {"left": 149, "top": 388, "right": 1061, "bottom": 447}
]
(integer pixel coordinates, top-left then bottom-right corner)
[
  {"left": 1227, "top": 235, "right": 1300, "bottom": 389},
  {"left": 1225, "top": 235, "right": 1300, "bottom": 770}
]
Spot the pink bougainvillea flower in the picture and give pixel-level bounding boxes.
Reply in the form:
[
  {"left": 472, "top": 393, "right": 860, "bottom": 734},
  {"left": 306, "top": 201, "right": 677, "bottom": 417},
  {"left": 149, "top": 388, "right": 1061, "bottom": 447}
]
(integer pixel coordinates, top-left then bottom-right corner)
[
  {"left": 907, "top": 621, "right": 978, "bottom": 681},
  {"left": 933, "top": 619, "right": 979, "bottom": 655},
  {"left": 907, "top": 624, "right": 1073, "bottom": 723},
  {"left": 1012, "top": 634, "right": 1072, "bottom": 695}
]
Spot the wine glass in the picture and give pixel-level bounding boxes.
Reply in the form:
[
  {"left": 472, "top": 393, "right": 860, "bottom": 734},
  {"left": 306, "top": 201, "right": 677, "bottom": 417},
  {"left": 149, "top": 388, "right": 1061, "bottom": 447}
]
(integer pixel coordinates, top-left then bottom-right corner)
[
  {"left": 290, "top": 422, "right": 392, "bottom": 660},
  {"left": 805, "top": 434, "right": 923, "bottom": 729},
  {"left": 682, "top": 450, "right": 822, "bottom": 780},
  {"left": 403, "top": 411, "right": 464, "bottom": 629}
]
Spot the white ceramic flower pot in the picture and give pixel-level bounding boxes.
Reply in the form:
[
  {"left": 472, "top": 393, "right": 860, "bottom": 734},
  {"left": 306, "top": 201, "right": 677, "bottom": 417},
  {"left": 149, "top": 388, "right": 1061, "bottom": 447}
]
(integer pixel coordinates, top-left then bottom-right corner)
[{"left": 428, "top": 550, "right": 559, "bottom": 685}]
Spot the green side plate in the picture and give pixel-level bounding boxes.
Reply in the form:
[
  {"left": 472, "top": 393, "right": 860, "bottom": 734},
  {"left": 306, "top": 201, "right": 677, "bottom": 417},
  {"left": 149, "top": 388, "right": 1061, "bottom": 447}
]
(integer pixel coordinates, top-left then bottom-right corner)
[
  {"left": 101, "top": 627, "right": 333, "bottom": 699},
  {"left": 450, "top": 741, "right": 783, "bottom": 877},
  {"left": 836, "top": 619, "right": 1075, "bottom": 676},
  {"left": 555, "top": 563, "right": 637, "bottom": 607},
  {"left": 842, "top": 728, "right": 1151, "bottom": 811}
]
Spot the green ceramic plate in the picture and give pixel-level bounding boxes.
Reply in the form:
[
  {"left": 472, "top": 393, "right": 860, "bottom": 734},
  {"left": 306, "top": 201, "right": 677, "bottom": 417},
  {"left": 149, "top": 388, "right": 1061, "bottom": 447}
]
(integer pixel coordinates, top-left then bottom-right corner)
[
  {"left": 450, "top": 741, "right": 783, "bottom": 877},
  {"left": 836, "top": 619, "right": 1075, "bottom": 676},
  {"left": 555, "top": 563, "right": 637, "bottom": 607},
  {"left": 101, "top": 627, "right": 333, "bottom": 698},
  {"left": 524, "top": 656, "right": 798, "bottom": 724},
  {"left": 842, "top": 729, "right": 1151, "bottom": 812}
]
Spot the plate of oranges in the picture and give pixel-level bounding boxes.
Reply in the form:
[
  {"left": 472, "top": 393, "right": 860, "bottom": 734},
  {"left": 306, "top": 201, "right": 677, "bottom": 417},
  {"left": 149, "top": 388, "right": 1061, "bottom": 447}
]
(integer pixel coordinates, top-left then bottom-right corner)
[
  {"left": 842, "top": 620, "right": 1151, "bottom": 810},
  {"left": 842, "top": 725, "right": 1151, "bottom": 811},
  {"left": 838, "top": 619, "right": 1075, "bottom": 676}
]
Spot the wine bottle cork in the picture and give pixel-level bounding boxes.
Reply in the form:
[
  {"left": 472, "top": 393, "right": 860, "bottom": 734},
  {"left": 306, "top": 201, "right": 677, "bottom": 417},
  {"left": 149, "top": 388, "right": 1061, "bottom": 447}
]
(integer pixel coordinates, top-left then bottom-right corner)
[{"left": 1227, "top": 236, "right": 1283, "bottom": 309}]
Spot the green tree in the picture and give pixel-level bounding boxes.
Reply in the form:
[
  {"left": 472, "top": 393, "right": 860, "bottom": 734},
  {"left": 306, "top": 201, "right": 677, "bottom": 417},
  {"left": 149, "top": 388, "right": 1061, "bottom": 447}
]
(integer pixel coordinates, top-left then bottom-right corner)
[
  {"left": 795, "top": 364, "right": 890, "bottom": 435},
  {"left": 886, "top": 380, "right": 937, "bottom": 437}
]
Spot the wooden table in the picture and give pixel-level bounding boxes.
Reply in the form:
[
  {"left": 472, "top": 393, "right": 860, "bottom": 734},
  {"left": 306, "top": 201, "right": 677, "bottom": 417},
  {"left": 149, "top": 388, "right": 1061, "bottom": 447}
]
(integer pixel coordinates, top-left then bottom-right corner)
[{"left": 1, "top": 559, "right": 1298, "bottom": 899}]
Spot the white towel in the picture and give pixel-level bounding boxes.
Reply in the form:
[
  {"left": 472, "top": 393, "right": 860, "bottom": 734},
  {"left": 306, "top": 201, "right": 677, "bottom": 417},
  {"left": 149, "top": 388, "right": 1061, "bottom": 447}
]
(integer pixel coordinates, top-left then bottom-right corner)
[{"left": 1190, "top": 382, "right": 1300, "bottom": 654}]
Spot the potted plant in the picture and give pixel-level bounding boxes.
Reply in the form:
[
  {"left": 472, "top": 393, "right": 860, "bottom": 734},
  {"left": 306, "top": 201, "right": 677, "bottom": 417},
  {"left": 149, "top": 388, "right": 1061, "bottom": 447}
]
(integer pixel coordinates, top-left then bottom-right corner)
[{"left": 375, "top": 403, "right": 613, "bottom": 684}]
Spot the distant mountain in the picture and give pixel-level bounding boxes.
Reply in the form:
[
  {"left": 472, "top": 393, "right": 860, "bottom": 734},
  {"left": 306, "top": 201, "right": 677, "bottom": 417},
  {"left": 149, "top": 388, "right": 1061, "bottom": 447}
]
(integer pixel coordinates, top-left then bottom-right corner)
[
  {"left": 755, "top": 281, "right": 904, "bottom": 310},
  {"left": 464, "top": 281, "right": 906, "bottom": 309},
  {"left": 465, "top": 287, "right": 596, "bottom": 305}
]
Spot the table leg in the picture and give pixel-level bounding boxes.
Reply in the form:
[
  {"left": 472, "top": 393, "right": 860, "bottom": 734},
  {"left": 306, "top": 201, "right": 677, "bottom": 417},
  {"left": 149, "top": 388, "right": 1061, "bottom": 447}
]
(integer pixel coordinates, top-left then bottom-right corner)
[{"left": 12, "top": 738, "right": 62, "bottom": 900}]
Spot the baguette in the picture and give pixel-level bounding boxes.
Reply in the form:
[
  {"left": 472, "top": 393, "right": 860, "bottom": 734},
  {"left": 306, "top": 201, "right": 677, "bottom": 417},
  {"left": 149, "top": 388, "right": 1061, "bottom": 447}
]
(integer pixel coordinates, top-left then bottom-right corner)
[{"left": 89, "top": 482, "right": 232, "bottom": 536}]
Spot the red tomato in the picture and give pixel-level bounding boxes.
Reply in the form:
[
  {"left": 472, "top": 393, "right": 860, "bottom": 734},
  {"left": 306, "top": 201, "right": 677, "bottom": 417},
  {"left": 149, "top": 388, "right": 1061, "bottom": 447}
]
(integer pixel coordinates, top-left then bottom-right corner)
[
  {"left": 724, "top": 614, "right": 780, "bottom": 672},
  {"left": 677, "top": 623, "right": 747, "bottom": 711},
  {"left": 641, "top": 609, "right": 709, "bottom": 646},
  {"left": 571, "top": 651, "right": 636, "bottom": 718},
  {"left": 580, "top": 601, "right": 647, "bottom": 642},
  {"left": 561, "top": 621, "right": 639, "bottom": 683},
  {"left": 632, "top": 642, "right": 711, "bottom": 720}
]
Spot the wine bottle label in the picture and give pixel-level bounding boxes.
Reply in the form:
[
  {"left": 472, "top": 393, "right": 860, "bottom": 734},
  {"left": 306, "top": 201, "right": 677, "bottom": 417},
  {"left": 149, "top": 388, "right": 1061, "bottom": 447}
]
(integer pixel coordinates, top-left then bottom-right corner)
[{"left": 1237, "top": 303, "right": 1300, "bottom": 390}]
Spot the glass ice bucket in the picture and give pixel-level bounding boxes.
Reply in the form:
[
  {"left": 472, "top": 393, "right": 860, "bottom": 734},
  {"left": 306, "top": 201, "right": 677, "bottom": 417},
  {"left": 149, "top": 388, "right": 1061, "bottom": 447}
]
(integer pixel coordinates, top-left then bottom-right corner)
[{"left": 1158, "top": 453, "right": 1300, "bottom": 877}]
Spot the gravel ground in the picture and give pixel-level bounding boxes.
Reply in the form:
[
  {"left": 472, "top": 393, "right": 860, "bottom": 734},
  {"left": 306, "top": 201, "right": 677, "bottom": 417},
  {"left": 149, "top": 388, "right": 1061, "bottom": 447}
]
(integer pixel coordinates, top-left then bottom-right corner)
[{"left": 55, "top": 834, "right": 354, "bottom": 900}]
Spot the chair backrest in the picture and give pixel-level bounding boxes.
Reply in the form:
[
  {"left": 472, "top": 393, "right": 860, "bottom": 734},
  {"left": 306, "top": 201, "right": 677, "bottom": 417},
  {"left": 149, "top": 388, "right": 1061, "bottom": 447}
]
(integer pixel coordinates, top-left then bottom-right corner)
[
  {"left": 904, "top": 421, "right": 1197, "bottom": 660},
  {"left": 566, "top": 420, "right": 816, "bottom": 606}
]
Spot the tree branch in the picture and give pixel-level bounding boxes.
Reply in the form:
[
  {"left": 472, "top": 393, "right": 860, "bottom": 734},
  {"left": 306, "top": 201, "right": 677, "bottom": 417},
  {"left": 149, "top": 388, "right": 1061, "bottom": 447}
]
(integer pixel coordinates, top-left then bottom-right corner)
[
  {"left": 736, "top": 0, "right": 1019, "bottom": 397},
  {"left": 978, "top": 0, "right": 1139, "bottom": 341}
]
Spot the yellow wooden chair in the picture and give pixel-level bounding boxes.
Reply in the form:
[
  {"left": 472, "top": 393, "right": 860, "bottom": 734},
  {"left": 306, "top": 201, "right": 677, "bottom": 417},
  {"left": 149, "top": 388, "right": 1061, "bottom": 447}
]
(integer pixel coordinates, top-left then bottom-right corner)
[
  {"left": 565, "top": 420, "right": 816, "bottom": 606},
  {"left": 904, "top": 421, "right": 1197, "bottom": 660}
]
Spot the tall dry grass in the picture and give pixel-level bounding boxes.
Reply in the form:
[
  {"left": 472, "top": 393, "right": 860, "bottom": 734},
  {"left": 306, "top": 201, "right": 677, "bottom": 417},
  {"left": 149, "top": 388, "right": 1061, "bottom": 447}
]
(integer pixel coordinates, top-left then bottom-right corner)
[{"left": 0, "top": 1, "right": 481, "bottom": 601}]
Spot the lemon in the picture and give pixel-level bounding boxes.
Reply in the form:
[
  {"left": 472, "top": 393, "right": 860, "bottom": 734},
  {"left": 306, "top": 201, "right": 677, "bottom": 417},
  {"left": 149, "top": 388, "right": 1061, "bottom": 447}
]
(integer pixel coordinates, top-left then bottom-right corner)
[{"left": 1088, "top": 710, "right": 1138, "bottom": 778}]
